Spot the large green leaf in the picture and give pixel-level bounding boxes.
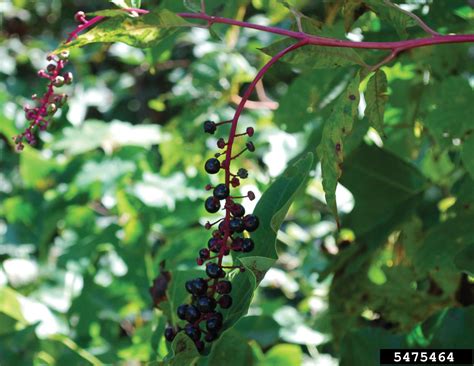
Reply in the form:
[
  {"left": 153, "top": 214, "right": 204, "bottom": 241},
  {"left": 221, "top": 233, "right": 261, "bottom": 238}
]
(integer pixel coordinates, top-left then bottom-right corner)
[
  {"left": 261, "top": 39, "right": 366, "bottom": 69},
  {"left": 56, "top": 9, "right": 189, "bottom": 52},
  {"left": 340, "top": 143, "right": 427, "bottom": 235},
  {"left": 208, "top": 330, "right": 254, "bottom": 366},
  {"left": 364, "top": 69, "right": 388, "bottom": 136},
  {"left": 316, "top": 74, "right": 360, "bottom": 224},
  {"left": 364, "top": 0, "right": 417, "bottom": 38},
  {"left": 454, "top": 244, "right": 474, "bottom": 276},
  {"left": 461, "top": 134, "right": 474, "bottom": 181},
  {"left": 223, "top": 153, "right": 313, "bottom": 326}
]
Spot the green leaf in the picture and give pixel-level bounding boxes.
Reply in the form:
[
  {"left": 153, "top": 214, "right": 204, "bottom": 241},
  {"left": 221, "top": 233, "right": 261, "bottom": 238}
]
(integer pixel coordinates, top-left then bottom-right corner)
[
  {"left": 234, "top": 315, "right": 280, "bottom": 348},
  {"left": 56, "top": 9, "right": 189, "bottom": 52},
  {"left": 164, "top": 333, "right": 200, "bottom": 365},
  {"left": 424, "top": 76, "right": 474, "bottom": 145},
  {"left": 428, "top": 306, "right": 474, "bottom": 348},
  {"left": 0, "top": 287, "right": 27, "bottom": 324},
  {"left": 453, "top": 244, "right": 474, "bottom": 276},
  {"left": 208, "top": 330, "right": 254, "bottom": 366},
  {"left": 260, "top": 344, "right": 303, "bottom": 366},
  {"left": 415, "top": 213, "right": 474, "bottom": 272},
  {"left": 316, "top": 74, "right": 360, "bottom": 224},
  {"left": 222, "top": 153, "right": 313, "bottom": 328},
  {"left": 461, "top": 134, "right": 474, "bottom": 181},
  {"left": 341, "top": 144, "right": 427, "bottom": 235},
  {"left": 343, "top": 0, "right": 367, "bottom": 32},
  {"left": 261, "top": 39, "right": 366, "bottom": 69},
  {"left": 364, "top": 69, "right": 388, "bottom": 136},
  {"left": 364, "top": 0, "right": 417, "bottom": 38},
  {"left": 340, "top": 327, "right": 407, "bottom": 366}
]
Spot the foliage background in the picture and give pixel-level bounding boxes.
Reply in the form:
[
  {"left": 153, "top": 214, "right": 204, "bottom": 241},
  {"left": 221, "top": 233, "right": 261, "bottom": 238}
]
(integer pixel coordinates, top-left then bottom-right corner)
[{"left": 1, "top": 0, "right": 473, "bottom": 365}]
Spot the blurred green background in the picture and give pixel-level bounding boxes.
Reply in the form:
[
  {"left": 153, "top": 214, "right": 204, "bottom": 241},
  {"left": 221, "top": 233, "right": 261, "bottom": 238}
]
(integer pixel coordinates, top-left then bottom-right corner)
[{"left": 1, "top": 0, "right": 473, "bottom": 365}]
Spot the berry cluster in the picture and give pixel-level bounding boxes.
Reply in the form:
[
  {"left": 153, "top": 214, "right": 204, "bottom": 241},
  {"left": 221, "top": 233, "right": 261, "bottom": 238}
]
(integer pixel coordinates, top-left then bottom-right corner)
[
  {"left": 163, "top": 119, "right": 260, "bottom": 351},
  {"left": 14, "top": 51, "right": 72, "bottom": 150}
]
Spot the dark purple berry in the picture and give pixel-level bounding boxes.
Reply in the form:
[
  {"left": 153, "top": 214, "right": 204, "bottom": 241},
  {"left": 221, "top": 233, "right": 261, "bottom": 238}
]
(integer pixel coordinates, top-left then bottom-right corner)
[
  {"left": 218, "top": 295, "right": 233, "bottom": 309},
  {"left": 185, "top": 324, "right": 201, "bottom": 341},
  {"left": 246, "top": 141, "right": 255, "bottom": 152},
  {"left": 185, "top": 305, "right": 201, "bottom": 322},
  {"left": 231, "top": 203, "right": 245, "bottom": 217},
  {"left": 206, "top": 317, "right": 222, "bottom": 333},
  {"left": 237, "top": 168, "right": 248, "bottom": 179},
  {"left": 205, "top": 197, "right": 221, "bottom": 213},
  {"left": 231, "top": 237, "right": 243, "bottom": 251},
  {"left": 196, "top": 296, "right": 216, "bottom": 313},
  {"left": 242, "top": 238, "right": 255, "bottom": 253},
  {"left": 186, "top": 278, "right": 208, "bottom": 296},
  {"left": 208, "top": 238, "right": 222, "bottom": 253},
  {"left": 216, "top": 280, "right": 232, "bottom": 294},
  {"left": 204, "top": 332, "right": 218, "bottom": 342},
  {"left": 177, "top": 304, "right": 188, "bottom": 320},
  {"left": 204, "top": 120, "right": 216, "bottom": 134},
  {"left": 164, "top": 327, "right": 176, "bottom": 342},
  {"left": 243, "top": 215, "right": 259, "bottom": 232},
  {"left": 211, "top": 312, "right": 223, "bottom": 323},
  {"left": 213, "top": 184, "right": 229, "bottom": 200},
  {"left": 229, "top": 218, "right": 244, "bottom": 233},
  {"left": 206, "top": 263, "right": 225, "bottom": 279},
  {"left": 247, "top": 191, "right": 255, "bottom": 201},
  {"left": 205, "top": 158, "right": 221, "bottom": 174},
  {"left": 246, "top": 127, "right": 254, "bottom": 137},
  {"left": 218, "top": 221, "right": 234, "bottom": 235},
  {"left": 199, "top": 248, "right": 210, "bottom": 260}
]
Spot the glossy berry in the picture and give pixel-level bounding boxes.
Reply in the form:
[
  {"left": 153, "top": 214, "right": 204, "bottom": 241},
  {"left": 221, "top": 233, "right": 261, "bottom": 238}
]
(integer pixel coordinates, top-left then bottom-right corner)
[
  {"left": 242, "top": 238, "right": 255, "bottom": 253},
  {"left": 205, "top": 197, "right": 221, "bottom": 213},
  {"left": 229, "top": 218, "right": 244, "bottom": 233},
  {"left": 204, "top": 332, "right": 218, "bottom": 342},
  {"left": 211, "top": 312, "right": 223, "bottom": 323},
  {"left": 177, "top": 304, "right": 188, "bottom": 320},
  {"left": 185, "top": 324, "right": 201, "bottom": 341},
  {"left": 196, "top": 296, "right": 216, "bottom": 313},
  {"left": 206, "top": 317, "right": 222, "bottom": 333},
  {"left": 237, "top": 168, "right": 248, "bottom": 179},
  {"left": 216, "top": 280, "right": 232, "bottom": 294},
  {"left": 206, "top": 263, "right": 225, "bottom": 279},
  {"left": 185, "top": 305, "right": 201, "bottom": 322},
  {"left": 204, "top": 120, "right": 216, "bottom": 134},
  {"left": 218, "top": 295, "right": 233, "bottom": 309},
  {"left": 199, "top": 248, "right": 210, "bottom": 260},
  {"left": 246, "top": 127, "right": 254, "bottom": 137},
  {"left": 231, "top": 237, "right": 243, "bottom": 251},
  {"left": 231, "top": 203, "right": 245, "bottom": 217},
  {"left": 213, "top": 184, "right": 229, "bottom": 200},
  {"left": 208, "top": 238, "right": 222, "bottom": 253},
  {"left": 185, "top": 278, "right": 208, "bottom": 296},
  {"left": 164, "top": 327, "right": 176, "bottom": 342},
  {"left": 246, "top": 141, "right": 255, "bottom": 152},
  {"left": 243, "top": 215, "right": 259, "bottom": 232},
  {"left": 218, "top": 221, "right": 234, "bottom": 236},
  {"left": 205, "top": 158, "right": 221, "bottom": 174}
]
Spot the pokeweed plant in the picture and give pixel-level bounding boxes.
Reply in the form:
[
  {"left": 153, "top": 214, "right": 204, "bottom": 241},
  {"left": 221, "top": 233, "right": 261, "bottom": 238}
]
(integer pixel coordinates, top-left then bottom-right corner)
[{"left": 11, "top": 0, "right": 474, "bottom": 363}]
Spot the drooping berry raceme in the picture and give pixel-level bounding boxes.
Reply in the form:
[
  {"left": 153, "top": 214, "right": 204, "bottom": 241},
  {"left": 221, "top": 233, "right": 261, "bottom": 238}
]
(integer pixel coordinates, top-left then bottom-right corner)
[{"left": 166, "top": 117, "right": 259, "bottom": 352}]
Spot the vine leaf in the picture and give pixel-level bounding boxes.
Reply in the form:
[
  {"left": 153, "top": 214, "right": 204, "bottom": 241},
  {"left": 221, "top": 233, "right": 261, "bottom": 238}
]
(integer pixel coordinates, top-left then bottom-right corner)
[
  {"left": 55, "top": 10, "right": 189, "bottom": 52},
  {"left": 343, "top": 0, "right": 368, "bottom": 32},
  {"left": 261, "top": 39, "right": 366, "bottom": 69},
  {"left": 461, "top": 134, "right": 474, "bottom": 181},
  {"left": 222, "top": 153, "right": 313, "bottom": 327},
  {"left": 316, "top": 74, "right": 360, "bottom": 226},
  {"left": 364, "top": 69, "right": 388, "bottom": 137},
  {"left": 454, "top": 244, "right": 474, "bottom": 276},
  {"left": 364, "top": 0, "right": 417, "bottom": 38}
]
